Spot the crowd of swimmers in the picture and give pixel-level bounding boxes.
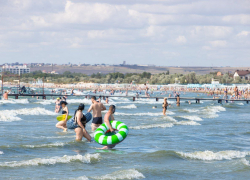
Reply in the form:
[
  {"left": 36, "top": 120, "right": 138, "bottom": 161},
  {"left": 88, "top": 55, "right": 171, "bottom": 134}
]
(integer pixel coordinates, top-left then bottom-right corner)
[{"left": 55, "top": 96, "right": 116, "bottom": 149}]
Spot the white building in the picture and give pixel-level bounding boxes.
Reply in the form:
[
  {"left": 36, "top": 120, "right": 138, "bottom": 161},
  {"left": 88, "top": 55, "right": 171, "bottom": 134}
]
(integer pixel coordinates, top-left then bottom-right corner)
[
  {"left": 2, "top": 65, "right": 30, "bottom": 75},
  {"left": 234, "top": 70, "right": 250, "bottom": 80}
]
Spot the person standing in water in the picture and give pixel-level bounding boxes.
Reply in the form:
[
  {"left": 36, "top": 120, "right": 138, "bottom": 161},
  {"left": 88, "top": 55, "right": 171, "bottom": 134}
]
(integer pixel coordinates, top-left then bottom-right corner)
[
  {"left": 55, "top": 97, "right": 61, "bottom": 113},
  {"left": 101, "top": 105, "right": 116, "bottom": 149},
  {"left": 176, "top": 95, "right": 180, "bottom": 107},
  {"left": 88, "top": 96, "right": 106, "bottom": 131},
  {"left": 67, "top": 104, "right": 91, "bottom": 141},
  {"left": 162, "top": 98, "right": 168, "bottom": 115},
  {"left": 56, "top": 101, "right": 69, "bottom": 132},
  {"left": 3, "top": 90, "right": 11, "bottom": 100}
]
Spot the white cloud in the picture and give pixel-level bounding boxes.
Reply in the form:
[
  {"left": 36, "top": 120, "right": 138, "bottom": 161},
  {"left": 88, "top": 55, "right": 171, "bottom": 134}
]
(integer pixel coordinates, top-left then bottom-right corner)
[
  {"left": 209, "top": 40, "right": 227, "bottom": 47},
  {"left": 0, "top": 0, "right": 249, "bottom": 66},
  {"left": 176, "top": 36, "right": 187, "bottom": 44},
  {"left": 237, "top": 31, "right": 250, "bottom": 37}
]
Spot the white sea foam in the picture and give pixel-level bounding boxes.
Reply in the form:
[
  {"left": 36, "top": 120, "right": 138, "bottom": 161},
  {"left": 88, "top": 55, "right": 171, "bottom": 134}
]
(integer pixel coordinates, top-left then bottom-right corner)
[
  {"left": 0, "top": 153, "right": 100, "bottom": 167},
  {"left": 179, "top": 116, "right": 203, "bottom": 121},
  {"left": 74, "top": 176, "right": 89, "bottom": 180},
  {"left": 22, "top": 142, "right": 65, "bottom": 148},
  {"left": 183, "top": 109, "right": 199, "bottom": 113},
  {"left": 0, "top": 99, "right": 29, "bottom": 104},
  {"left": 116, "top": 111, "right": 174, "bottom": 116},
  {"left": 175, "top": 121, "right": 201, "bottom": 126},
  {"left": 201, "top": 106, "right": 226, "bottom": 119},
  {"left": 130, "top": 123, "right": 174, "bottom": 129},
  {"left": 163, "top": 116, "right": 177, "bottom": 122},
  {"left": 66, "top": 99, "right": 92, "bottom": 105},
  {"left": 241, "top": 158, "right": 250, "bottom": 166},
  {"left": 91, "top": 169, "right": 145, "bottom": 180},
  {"left": 0, "top": 151, "right": 3, "bottom": 155},
  {"left": 178, "top": 150, "right": 250, "bottom": 161},
  {"left": 118, "top": 104, "right": 137, "bottom": 109},
  {"left": 0, "top": 107, "right": 56, "bottom": 122}
]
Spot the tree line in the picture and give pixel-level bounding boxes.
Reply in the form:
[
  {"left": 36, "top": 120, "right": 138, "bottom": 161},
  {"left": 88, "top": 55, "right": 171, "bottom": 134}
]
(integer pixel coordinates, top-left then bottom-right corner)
[{"left": 3, "top": 70, "right": 249, "bottom": 84}]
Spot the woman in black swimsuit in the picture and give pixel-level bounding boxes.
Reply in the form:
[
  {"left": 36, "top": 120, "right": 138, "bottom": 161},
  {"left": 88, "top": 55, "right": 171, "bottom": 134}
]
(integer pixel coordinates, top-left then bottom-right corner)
[
  {"left": 67, "top": 104, "right": 91, "bottom": 141},
  {"left": 56, "top": 101, "right": 69, "bottom": 132},
  {"left": 162, "top": 98, "right": 168, "bottom": 115}
]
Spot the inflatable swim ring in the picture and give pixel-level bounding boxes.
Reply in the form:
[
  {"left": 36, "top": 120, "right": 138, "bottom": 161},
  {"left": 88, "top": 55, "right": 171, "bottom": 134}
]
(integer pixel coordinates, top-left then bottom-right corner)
[
  {"left": 56, "top": 115, "right": 72, "bottom": 121},
  {"left": 94, "top": 121, "right": 129, "bottom": 145}
]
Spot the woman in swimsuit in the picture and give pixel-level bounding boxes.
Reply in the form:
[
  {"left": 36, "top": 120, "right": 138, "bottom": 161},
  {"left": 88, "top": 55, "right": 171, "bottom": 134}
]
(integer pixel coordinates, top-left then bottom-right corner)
[
  {"left": 56, "top": 101, "right": 69, "bottom": 132},
  {"left": 67, "top": 104, "right": 91, "bottom": 141},
  {"left": 162, "top": 98, "right": 168, "bottom": 115},
  {"left": 55, "top": 98, "right": 61, "bottom": 113}
]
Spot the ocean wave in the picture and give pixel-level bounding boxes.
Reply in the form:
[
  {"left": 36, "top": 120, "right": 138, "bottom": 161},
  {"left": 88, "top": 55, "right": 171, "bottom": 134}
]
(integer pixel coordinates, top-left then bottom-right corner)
[
  {"left": 130, "top": 123, "right": 174, "bottom": 129},
  {"left": 183, "top": 109, "right": 200, "bottom": 113},
  {"left": 0, "top": 99, "right": 29, "bottom": 104},
  {"left": 118, "top": 104, "right": 137, "bottom": 109},
  {"left": 0, "top": 151, "right": 3, "bottom": 155},
  {"left": 22, "top": 142, "right": 66, "bottom": 148},
  {"left": 0, "top": 107, "right": 56, "bottom": 122},
  {"left": 0, "top": 153, "right": 100, "bottom": 167},
  {"left": 178, "top": 150, "right": 250, "bottom": 161},
  {"left": 91, "top": 169, "right": 145, "bottom": 180},
  {"left": 241, "top": 158, "right": 250, "bottom": 166},
  {"left": 174, "top": 121, "right": 201, "bottom": 126},
  {"left": 116, "top": 111, "right": 174, "bottom": 116},
  {"left": 200, "top": 106, "right": 226, "bottom": 119},
  {"left": 178, "top": 116, "right": 203, "bottom": 121}
]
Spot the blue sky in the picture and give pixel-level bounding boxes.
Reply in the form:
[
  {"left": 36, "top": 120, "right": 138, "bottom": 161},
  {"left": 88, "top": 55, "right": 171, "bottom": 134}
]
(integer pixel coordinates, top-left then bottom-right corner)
[{"left": 0, "top": 0, "right": 249, "bottom": 66}]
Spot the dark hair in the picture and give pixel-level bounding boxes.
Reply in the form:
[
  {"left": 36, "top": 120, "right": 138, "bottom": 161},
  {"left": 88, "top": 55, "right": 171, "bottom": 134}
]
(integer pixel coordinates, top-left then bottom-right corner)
[
  {"left": 91, "top": 96, "right": 96, "bottom": 100},
  {"left": 109, "top": 105, "right": 116, "bottom": 113},
  {"left": 60, "top": 101, "right": 68, "bottom": 105},
  {"left": 78, "top": 103, "right": 85, "bottom": 111}
]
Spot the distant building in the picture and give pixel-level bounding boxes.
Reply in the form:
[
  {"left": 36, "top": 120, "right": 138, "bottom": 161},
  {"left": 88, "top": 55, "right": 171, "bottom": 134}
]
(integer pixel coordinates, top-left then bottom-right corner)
[
  {"left": 2, "top": 65, "right": 30, "bottom": 75},
  {"left": 0, "top": 66, "right": 2, "bottom": 74},
  {"left": 234, "top": 70, "right": 250, "bottom": 80},
  {"left": 123, "top": 61, "right": 126, "bottom": 65},
  {"left": 217, "top": 72, "right": 223, "bottom": 76}
]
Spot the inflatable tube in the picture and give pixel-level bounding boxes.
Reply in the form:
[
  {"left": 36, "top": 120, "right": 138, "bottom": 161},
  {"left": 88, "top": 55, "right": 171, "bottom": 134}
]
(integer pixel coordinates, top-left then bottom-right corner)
[
  {"left": 56, "top": 115, "right": 72, "bottom": 121},
  {"left": 94, "top": 121, "right": 129, "bottom": 145}
]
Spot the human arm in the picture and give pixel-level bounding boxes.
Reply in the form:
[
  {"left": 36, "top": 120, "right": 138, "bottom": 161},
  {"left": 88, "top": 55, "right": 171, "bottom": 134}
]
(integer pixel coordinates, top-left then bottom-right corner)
[
  {"left": 104, "top": 113, "right": 114, "bottom": 132},
  {"left": 88, "top": 104, "right": 93, "bottom": 112},
  {"left": 101, "top": 103, "right": 106, "bottom": 111},
  {"left": 64, "top": 107, "right": 69, "bottom": 121}
]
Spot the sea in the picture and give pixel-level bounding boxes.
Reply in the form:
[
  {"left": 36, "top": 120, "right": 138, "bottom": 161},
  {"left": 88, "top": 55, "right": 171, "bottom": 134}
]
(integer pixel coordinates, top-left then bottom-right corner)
[{"left": 0, "top": 88, "right": 250, "bottom": 180}]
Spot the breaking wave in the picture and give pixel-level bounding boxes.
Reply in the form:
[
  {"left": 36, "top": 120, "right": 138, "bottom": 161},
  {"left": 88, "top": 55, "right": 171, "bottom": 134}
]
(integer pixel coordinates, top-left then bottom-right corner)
[
  {"left": 91, "top": 169, "right": 145, "bottom": 180},
  {"left": 0, "top": 153, "right": 100, "bottom": 167},
  {"left": 130, "top": 123, "right": 174, "bottom": 129},
  {"left": 0, "top": 107, "right": 56, "bottom": 122},
  {"left": 175, "top": 121, "right": 201, "bottom": 126},
  {"left": 178, "top": 150, "right": 250, "bottom": 161},
  {"left": 178, "top": 116, "right": 203, "bottom": 121},
  {"left": 118, "top": 104, "right": 137, "bottom": 109}
]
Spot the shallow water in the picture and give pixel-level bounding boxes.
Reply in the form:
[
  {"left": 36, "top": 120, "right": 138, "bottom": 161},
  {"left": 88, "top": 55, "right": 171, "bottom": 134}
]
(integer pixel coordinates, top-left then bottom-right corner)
[{"left": 0, "top": 90, "right": 250, "bottom": 180}]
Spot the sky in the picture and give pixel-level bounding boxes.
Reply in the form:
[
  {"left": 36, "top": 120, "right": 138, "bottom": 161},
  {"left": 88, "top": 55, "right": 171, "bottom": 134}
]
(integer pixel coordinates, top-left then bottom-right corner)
[{"left": 0, "top": 0, "right": 249, "bottom": 66}]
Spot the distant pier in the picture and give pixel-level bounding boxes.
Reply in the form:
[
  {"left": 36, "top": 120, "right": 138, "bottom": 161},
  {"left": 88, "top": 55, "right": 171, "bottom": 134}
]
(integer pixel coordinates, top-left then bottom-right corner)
[{"left": 3, "top": 94, "right": 249, "bottom": 104}]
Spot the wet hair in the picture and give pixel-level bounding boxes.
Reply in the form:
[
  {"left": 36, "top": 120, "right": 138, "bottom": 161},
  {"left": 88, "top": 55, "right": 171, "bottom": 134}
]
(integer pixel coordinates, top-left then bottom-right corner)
[
  {"left": 109, "top": 105, "right": 116, "bottom": 114},
  {"left": 91, "top": 96, "right": 96, "bottom": 100},
  {"left": 78, "top": 103, "right": 85, "bottom": 111},
  {"left": 60, "top": 101, "right": 68, "bottom": 105}
]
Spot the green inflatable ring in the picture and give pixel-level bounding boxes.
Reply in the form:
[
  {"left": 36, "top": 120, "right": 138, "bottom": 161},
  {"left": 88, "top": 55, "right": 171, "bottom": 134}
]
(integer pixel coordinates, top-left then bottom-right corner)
[{"left": 94, "top": 121, "right": 129, "bottom": 145}]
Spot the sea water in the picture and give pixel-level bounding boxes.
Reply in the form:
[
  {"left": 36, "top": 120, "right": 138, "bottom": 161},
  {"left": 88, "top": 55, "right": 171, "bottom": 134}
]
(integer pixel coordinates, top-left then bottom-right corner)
[{"left": 0, "top": 90, "right": 250, "bottom": 179}]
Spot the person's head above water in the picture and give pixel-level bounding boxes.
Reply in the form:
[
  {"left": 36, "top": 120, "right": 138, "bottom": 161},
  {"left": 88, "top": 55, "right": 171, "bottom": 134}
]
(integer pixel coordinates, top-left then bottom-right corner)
[
  {"left": 60, "top": 101, "right": 68, "bottom": 107},
  {"left": 78, "top": 103, "right": 85, "bottom": 111},
  {"left": 91, "top": 96, "right": 96, "bottom": 103},
  {"left": 109, "top": 105, "right": 116, "bottom": 114}
]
